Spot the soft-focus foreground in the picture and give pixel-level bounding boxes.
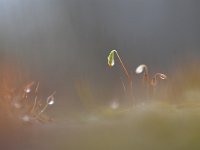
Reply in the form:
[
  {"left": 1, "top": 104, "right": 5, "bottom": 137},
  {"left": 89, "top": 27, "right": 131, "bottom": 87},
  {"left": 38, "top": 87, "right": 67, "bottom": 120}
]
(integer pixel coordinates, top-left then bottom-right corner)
[{"left": 1, "top": 62, "right": 200, "bottom": 150}]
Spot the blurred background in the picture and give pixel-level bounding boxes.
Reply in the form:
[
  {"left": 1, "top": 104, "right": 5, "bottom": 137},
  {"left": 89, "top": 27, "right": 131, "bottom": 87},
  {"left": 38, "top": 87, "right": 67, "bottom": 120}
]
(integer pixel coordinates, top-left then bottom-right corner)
[
  {"left": 0, "top": 1, "right": 199, "bottom": 82},
  {"left": 0, "top": 0, "right": 200, "bottom": 150},
  {"left": 0, "top": 0, "right": 199, "bottom": 113}
]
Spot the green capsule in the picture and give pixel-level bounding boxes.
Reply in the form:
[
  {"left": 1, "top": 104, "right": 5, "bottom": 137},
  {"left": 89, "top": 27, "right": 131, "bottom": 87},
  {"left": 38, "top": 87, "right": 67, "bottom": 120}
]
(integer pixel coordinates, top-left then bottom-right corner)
[{"left": 107, "top": 50, "right": 116, "bottom": 67}]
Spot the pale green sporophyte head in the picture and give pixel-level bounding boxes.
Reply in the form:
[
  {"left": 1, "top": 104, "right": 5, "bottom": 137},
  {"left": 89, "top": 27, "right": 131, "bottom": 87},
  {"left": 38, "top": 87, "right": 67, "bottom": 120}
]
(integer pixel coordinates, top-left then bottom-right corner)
[{"left": 107, "top": 50, "right": 117, "bottom": 67}]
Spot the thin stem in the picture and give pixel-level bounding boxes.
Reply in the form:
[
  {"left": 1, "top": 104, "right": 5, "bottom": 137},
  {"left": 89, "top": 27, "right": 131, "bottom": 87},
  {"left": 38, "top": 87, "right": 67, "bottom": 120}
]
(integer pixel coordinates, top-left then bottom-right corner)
[
  {"left": 35, "top": 82, "right": 40, "bottom": 94},
  {"left": 153, "top": 73, "right": 167, "bottom": 85},
  {"left": 31, "top": 96, "right": 38, "bottom": 114},
  {"left": 114, "top": 50, "right": 133, "bottom": 96},
  {"left": 144, "top": 66, "right": 150, "bottom": 94},
  {"left": 150, "top": 73, "right": 167, "bottom": 95},
  {"left": 36, "top": 103, "right": 48, "bottom": 118},
  {"left": 31, "top": 82, "right": 40, "bottom": 114},
  {"left": 150, "top": 77, "right": 157, "bottom": 96},
  {"left": 120, "top": 77, "right": 126, "bottom": 94},
  {"left": 47, "top": 91, "right": 56, "bottom": 103},
  {"left": 114, "top": 50, "right": 130, "bottom": 80},
  {"left": 144, "top": 65, "right": 149, "bottom": 82}
]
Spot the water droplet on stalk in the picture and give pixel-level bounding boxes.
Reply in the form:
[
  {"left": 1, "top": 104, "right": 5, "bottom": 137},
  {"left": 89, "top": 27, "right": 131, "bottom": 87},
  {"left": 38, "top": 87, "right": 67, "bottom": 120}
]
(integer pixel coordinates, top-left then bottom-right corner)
[{"left": 47, "top": 96, "right": 54, "bottom": 105}]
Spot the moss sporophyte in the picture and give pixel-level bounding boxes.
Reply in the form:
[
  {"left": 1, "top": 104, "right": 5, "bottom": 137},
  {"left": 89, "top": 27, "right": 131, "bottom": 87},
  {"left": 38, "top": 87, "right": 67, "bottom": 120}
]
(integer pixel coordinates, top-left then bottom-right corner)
[{"left": 107, "top": 50, "right": 133, "bottom": 96}]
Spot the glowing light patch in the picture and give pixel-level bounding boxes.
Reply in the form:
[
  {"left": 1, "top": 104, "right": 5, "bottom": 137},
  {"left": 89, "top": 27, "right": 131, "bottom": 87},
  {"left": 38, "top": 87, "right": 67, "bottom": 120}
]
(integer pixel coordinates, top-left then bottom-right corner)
[
  {"left": 24, "top": 88, "right": 31, "bottom": 93},
  {"left": 136, "top": 64, "right": 146, "bottom": 74},
  {"left": 21, "top": 115, "right": 30, "bottom": 122},
  {"left": 47, "top": 96, "right": 55, "bottom": 105},
  {"left": 13, "top": 102, "right": 21, "bottom": 109},
  {"left": 48, "top": 100, "right": 54, "bottom": 105},
  {"left": 110, "top": 101, "right": 119, "bottom": 109}
]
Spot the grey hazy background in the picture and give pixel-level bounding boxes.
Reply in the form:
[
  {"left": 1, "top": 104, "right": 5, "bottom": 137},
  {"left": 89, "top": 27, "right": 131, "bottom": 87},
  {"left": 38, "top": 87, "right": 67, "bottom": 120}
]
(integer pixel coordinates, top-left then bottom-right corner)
[
  {"left": 0, "top": 0, "right": 199, "bottom": 101},
  {"left": 1, "top": 1, "right": 200, "bottom": 150}
]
